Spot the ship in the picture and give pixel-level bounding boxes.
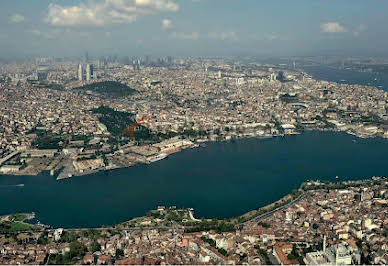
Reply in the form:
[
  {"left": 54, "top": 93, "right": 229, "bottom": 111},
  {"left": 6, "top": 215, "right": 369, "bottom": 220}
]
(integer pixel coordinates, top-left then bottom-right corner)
[
  {"left": 147, "top": 153, "right": 168, "bottom": 164},
  {"left": 256, "top": 135, "right": 273, "bottom": 139}
]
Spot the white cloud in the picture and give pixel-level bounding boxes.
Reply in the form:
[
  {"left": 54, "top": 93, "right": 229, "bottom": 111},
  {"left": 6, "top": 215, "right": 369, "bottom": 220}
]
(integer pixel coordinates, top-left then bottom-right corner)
[
  {"left": 171, "top": 32, "right": 200, "bottom": 40},
  {"left": 46, "top": 0, "right": 179, "bottom": 27},
  {"left": 250, "top": 34, "right": 280, "bottom": 41},
  {"left": 30, "top": 29, "right": 58, "bottom": 40},
  {"left": 207, "top": 31, "right": 238, "bottom": 41},
  {"left": 9, "top": 14, "right": 25, "bottom": 23},
  {"left": 162, "top": 19, "right": 172, "bottom": 30},
  {"left": 30, "top": 28, "right": 90, "bottom": 40},
  {"left": 353, "top": 24, "right": 367, "bottom": 36},
  {"left": 321, "top": 22, "right": 346, "bottom": 33}
]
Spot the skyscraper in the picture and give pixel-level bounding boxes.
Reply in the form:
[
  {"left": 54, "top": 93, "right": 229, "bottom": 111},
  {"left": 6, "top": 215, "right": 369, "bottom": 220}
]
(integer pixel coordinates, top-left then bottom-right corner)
[
  {"left": 78, "top": 64, "right": 83, "bottom": 81},
  {"left": 86, "top": 64, "right": 93, "bottom": 82}
]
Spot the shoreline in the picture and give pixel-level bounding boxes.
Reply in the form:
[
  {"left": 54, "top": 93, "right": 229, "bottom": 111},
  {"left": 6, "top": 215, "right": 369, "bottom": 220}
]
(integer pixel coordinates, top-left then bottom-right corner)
[
  {"left": 1, "top": 176, "right": 385, "bottom": 230},
  {"left": 1, "top": 128, "right": 387, "bottom": 179}
]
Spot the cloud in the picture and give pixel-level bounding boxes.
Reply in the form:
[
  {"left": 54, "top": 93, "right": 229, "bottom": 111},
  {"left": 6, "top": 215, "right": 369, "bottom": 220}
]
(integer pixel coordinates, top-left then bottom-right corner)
[
  {"left": 353, "top": 24, "right": 367, "bottom": 36},
  {"left": 30, "top": 28, "right": 90, "bottom": 40},
  {"left": 207, "top": 31, "right": 238, "bottom": 41},
  {"left": 46, "top": 0, "right": 179, "bottom": 27},
  {"left": 171, "top": 32, "right": 200, "bottom": 40},
  {"left": 162, "top": 19, "right": 172, "bottom": 30},
  {"left": 320, "top": 22, "right": 346, "bottom": 33},
  {"left": 250, "top": 34, "right": 280, "bottom": 41},
  {"left": 9, "top": 14, "right": 25, "bottom": 23},
  {"left": 30, "top": 29, "right": 58, "bottom": 40}
]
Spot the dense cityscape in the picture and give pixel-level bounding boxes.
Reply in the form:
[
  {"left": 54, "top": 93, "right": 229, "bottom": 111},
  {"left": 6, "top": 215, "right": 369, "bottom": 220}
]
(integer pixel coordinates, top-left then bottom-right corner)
[
  {"left": 0, "top": 56, "right": 387, "bottom": 178},
  {"left": 0, "top": 54, "right": 387, "bottom": 264},
  {"left": 2, "top": 0, "right": 388, "bottom": 265},
  {"left": 1, "top": 178, "right": 387, "bottom": 264}
]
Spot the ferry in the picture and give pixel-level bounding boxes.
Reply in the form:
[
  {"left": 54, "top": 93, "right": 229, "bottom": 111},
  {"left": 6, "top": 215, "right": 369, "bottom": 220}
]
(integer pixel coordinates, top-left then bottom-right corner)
[{"left": 147, "top": 153, "right": 168, "bottom": 164}]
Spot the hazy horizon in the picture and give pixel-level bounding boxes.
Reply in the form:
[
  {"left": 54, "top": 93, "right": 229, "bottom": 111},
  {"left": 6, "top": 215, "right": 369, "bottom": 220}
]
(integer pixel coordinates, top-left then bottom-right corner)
[{"left": 1, "top": 0, "right": 388, "bottom": 59}]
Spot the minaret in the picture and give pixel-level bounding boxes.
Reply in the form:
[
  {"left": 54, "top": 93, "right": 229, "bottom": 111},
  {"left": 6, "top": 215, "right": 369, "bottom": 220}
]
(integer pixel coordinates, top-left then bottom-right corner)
[{"left": 323, "top": 235, "right": 326, "bottom": 252}]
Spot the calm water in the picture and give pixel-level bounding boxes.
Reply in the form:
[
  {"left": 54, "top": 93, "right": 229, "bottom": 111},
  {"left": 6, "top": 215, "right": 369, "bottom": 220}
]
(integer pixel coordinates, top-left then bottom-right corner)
[
  {"left": 1, "top": 131, "right": 388, "bottom": 228},
  {"left": 303, "top": 65, "right": 388, "bottom": 91}
]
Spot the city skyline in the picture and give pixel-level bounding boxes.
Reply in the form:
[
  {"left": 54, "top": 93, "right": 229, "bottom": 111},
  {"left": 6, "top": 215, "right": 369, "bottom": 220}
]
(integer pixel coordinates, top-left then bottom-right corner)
[{"left": 1, "top": 0, "right": 388, "bottom": 59}]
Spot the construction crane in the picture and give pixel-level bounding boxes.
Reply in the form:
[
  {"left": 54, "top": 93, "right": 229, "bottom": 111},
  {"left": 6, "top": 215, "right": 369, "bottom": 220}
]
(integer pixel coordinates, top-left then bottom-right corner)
[{"left": 121, "top": 114, "right": 150, "bottom": 141}]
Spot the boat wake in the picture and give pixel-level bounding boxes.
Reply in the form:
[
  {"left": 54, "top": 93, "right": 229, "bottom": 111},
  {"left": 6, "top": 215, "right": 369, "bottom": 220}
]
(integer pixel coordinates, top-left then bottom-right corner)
[{"left": 0, "top": 184, "right": 24, "bottom": 188}]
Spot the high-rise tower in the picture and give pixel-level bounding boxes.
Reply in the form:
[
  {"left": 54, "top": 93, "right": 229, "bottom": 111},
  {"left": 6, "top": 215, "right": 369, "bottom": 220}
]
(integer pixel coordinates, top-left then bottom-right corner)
[
  {"left": 86, "top": 64, "right": 93, "bottom": 82},
  {"left": 78, "top": 64, "right": 83, "bottom": 81}
]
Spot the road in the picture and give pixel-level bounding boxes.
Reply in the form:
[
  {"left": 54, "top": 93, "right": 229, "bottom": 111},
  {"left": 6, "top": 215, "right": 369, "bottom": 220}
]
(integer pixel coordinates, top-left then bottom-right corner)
[
  {"left": 242, "top": 191, "right": 309, "bottom": 225},
  {"left": 9, "top": 225, "right": 184, "bottom": 234}
]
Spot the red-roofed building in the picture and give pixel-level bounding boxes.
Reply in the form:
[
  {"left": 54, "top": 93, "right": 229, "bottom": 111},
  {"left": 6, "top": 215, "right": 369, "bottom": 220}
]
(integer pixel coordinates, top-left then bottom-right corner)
[{"left": 273, "top": 242, "right": 298, "bottom": 265}]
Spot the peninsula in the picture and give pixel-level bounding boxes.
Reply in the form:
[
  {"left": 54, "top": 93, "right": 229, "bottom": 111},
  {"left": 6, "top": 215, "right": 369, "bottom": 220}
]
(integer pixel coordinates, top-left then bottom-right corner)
[{"left": 1, "top": 58, "right": 387, "bottom": 178}]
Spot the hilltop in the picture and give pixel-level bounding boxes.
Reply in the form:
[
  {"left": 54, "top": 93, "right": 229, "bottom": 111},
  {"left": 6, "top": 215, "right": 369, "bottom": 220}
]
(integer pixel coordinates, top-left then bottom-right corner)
[{"left": 74, "top": 81, "right": 136, "bottom": 97}]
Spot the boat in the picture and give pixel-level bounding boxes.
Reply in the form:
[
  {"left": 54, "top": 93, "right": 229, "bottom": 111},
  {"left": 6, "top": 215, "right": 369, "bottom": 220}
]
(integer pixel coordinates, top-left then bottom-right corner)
[
  {"left": 335, "top": 175, "right": 339, "bottom": 179},
  {"left": 147, "top": 153, "right": 168, "bottom": 164},
  {"left": 191, "top": 144, "right": 200, "bottom": 148},
  {"left": 256, "top": 135, "right": 273, "bottom": 139},
  {"left": 0, "top": 184, "right": 24, "bottom": 188}
]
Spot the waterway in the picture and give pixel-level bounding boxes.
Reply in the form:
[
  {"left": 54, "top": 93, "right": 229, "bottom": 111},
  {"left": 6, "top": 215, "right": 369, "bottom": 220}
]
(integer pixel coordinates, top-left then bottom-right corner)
[
  {"left": 302, "top": 65, "right": 388, "bottom": 91},
  {"left": 1, "top": 131, "right": 387, "bottom": 228}
]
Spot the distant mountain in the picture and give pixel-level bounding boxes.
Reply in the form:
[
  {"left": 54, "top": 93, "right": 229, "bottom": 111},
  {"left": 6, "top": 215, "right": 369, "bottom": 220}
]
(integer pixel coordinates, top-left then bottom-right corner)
[{"left": 74, "top": 81, "right": 136, "bottom": 97}]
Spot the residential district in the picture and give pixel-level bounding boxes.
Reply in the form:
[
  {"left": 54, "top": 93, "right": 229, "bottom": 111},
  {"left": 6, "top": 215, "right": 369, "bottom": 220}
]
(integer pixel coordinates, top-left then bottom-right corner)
[
  {"left": 0, "top": 56, "right": 388, "bottom": 177},
  {"left": 0, "top": 178, "right": 387, "bottom": 265}
]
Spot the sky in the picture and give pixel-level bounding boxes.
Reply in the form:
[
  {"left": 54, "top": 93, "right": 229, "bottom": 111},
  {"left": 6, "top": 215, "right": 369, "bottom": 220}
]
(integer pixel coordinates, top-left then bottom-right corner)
[{"left": 1, "top": 0, "right": 388, "bottom": 59}]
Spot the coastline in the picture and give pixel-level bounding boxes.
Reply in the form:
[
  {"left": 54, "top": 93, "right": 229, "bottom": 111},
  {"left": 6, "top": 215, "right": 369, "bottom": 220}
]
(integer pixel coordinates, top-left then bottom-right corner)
[
  {"left": 1, "top": 127, "right": 387, "bottom": 179},
  {"left": 1, "top": 176, "right": 385, "bottom": 231}
]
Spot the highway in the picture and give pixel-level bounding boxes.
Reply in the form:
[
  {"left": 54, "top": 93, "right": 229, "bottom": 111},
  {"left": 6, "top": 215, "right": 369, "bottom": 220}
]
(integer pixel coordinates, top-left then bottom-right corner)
[{"left": 241, "top": 191, "right": 309, "bottom": 225}]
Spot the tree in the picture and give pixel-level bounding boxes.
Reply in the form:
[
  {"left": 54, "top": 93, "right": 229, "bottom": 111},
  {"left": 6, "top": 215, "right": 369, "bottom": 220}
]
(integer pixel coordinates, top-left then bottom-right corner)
[
  {"left": 115, "top": 248, "right": 124, "bottom": 258},
  {"left": 90, "top": 241, "right": 101, "bottom": 253},
  {"left": 218, "top": 248, "right": 228, "bottom": 257},
  {"left": 354, "top": 194, "right": 361, "bottom": 201},
  {"left": 63, "top": 240, "right": 87, "bottom": 263}
]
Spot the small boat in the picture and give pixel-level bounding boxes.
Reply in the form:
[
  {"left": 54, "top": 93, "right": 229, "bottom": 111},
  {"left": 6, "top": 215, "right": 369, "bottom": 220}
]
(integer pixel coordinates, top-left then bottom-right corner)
[
  {"left": 335, "top": 175, "right": 339, "bottom": 179},
  {"left": 191, "top": 144, "right": 199, "bottom": 148},
  {"left": 0, "top": 184, "right": 24, "bottom": 188}
]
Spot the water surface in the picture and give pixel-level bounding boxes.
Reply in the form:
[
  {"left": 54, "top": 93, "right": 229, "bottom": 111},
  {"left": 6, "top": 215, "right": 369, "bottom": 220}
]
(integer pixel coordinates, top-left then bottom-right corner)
[
  {"left": 1, "top": 131, "right": 387, "bottom": 228},
  {"left": 303, "top": 65, "right": 388, "bottom": 91}
]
